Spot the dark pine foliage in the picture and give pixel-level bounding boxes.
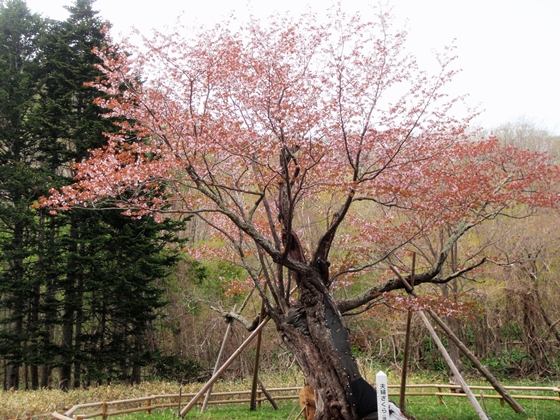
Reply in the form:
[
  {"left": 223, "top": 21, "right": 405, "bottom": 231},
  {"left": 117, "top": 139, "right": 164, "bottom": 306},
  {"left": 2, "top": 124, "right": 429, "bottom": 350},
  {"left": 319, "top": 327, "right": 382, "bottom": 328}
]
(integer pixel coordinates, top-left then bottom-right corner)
[{"left": 0, "top": 0, "right": 186, "bottom": 390}]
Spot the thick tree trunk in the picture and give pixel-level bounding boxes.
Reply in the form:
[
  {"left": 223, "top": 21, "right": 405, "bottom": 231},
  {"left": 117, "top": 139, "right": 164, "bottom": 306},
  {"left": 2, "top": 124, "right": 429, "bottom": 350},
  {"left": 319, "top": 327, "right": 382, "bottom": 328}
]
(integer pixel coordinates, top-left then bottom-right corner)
[
  {"left": 275, "top": 275, "right": 364, "bottom": 420},
  {"left": 279, "top": 315, "right": 353, "bottom": 418},
  {"left": 273, "top": 146, "right": 377, "bottom": 419}
]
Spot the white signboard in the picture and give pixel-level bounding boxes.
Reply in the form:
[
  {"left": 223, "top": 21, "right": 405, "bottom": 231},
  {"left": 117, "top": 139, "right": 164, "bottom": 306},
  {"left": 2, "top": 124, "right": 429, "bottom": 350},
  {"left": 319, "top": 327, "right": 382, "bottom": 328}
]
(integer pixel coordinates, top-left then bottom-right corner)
[{"left": 376, "top": 370, "right": 389, "bottom": 420}]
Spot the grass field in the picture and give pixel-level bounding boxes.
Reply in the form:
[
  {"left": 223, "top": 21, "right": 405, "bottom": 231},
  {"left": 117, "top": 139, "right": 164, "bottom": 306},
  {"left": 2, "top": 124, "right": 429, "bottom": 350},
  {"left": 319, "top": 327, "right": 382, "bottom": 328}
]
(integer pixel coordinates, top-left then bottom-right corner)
[
  {"left": 2, "top": 370, "right": 558, "bottom": 419},
  {"left": 107, "top": 396, "right": 560, "bottom": 420}
]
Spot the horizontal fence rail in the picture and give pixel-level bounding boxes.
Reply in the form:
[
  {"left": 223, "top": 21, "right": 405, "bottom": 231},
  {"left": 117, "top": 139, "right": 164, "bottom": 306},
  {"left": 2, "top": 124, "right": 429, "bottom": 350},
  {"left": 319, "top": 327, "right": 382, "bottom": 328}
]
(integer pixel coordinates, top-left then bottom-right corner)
[{"left": 50, "top": 384, "right": 560, "bottom": 419}]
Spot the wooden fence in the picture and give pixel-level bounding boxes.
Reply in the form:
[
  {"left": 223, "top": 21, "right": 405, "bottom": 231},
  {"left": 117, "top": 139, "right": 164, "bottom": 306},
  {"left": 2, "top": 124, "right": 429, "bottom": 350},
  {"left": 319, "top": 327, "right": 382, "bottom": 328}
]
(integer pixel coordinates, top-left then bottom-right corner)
[{"left": 50, "top": 384, "right": 560, "bottom": 419}]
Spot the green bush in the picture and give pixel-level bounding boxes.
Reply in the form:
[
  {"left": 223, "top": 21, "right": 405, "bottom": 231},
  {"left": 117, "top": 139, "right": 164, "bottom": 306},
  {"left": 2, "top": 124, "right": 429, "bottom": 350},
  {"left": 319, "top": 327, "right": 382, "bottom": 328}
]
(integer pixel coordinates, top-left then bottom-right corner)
[{"left": 153, "top": 354, "right": 203, "bottom": 383}]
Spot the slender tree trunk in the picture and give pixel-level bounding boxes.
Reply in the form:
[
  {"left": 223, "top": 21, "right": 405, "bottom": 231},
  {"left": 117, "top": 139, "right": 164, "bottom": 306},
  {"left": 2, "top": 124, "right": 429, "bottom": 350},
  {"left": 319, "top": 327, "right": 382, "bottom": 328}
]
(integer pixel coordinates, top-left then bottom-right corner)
[
  {"left": 443, "top": 241, "right": 464, "bottom": 389},
  {"left": 534, "top": 280, "right": 560, "bottom": 344},
  {"left": 60, "top": 224, "right": 79, "bottom": 390},
  {"left": 60, "top": 278, "right": 76, "bottom": 391},
  {"left": 132, "top": 365, "right": 141, "bottom": 384},
  {"left": 41, "top": 275, "right": 56, "bottom": 389},
  {"left": 30, "top": 257, "right": 41, "bottom": 390},
  {"left": 520, "top": 289, "right": 548, "bottom": 373},
  {"left": 73, "top": 276, "right": 84, "bottom": 389},
  {"left": 99, "top": 301, "right": 107, "bottom": 385},
  {"left": 41, "top": 361, "right": 52, "bottom": 389},
  {"left": 60, "top": 311, "right": 74, "bottom": 390},
  {"left": 444, "top": 304, "right": 464, "bottom": 388},
  {"left": 30, "top": 358, "right": 39, "bottom": 390},
  {"left": 6, "top": 316, "right": 22, "bottom": 390},
  {"left": 41, "top": 217, "right": 58, "bottom": 389},
  {"left": 7, "top": 223, "right": 26, "bottom": 391},
  {"left": 132, "top": 327, "right": 146, "bottom": 384}
]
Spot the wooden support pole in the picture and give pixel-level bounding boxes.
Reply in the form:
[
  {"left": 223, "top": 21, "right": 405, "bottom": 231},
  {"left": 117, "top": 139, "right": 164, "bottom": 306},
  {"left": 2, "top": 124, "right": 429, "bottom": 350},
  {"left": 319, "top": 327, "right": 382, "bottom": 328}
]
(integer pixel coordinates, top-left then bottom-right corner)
[
  {"left": 51, "top": 413, "right": 72, "bottom": 420},
  {"left": 391, "top": 266, "right": 525, "bottom": 414},
  {"left": 417, "top": 310, "right": 488, "bottom": 420},
  {"left": 178, "top": 387, "right": 182, "bottom": 417},
  {"left": 146, "top": 395, "right": 152, "bottom": 415},
  {"left": 201, "top": 305, "right": 237, "bottom": 413},
  {"left": 392, "top": 267, "right": 524, "bottom": 413},
  {"left": 180, "top": 317, "right": 270, "bottom": 417},
  {"left": 258, "top": 378, "right": 279, "bottom": 409},
  {"left": 390, "top": 267, "right": 488, "bottom": 420},
  {"left": 399, "top": 253, "right": 415, "bottom": 411},
  {"left": 426, "top": 310, "right": 525, "bottom": 413},
  {"left": 250, "top": 290, "right": 267, "bottom": 410}
]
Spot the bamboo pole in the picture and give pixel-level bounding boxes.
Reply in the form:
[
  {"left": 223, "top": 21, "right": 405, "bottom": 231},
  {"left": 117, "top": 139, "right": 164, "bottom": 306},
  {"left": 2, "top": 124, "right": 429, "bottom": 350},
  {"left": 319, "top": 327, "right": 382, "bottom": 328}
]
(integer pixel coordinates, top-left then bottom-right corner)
[
  {"left": 180, "top": 316, "right": 270, "bottom": 417},
  {"left": 201, "top": 305, "right": 237, "bottom": 413}
]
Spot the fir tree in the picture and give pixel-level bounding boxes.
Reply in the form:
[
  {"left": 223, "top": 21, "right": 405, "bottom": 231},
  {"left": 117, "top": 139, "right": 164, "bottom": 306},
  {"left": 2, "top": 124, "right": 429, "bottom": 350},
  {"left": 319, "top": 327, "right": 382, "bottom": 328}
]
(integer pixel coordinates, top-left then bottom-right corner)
[
  {"left": 0, "top": 0, "right": 45, "bottom": 390},
  {"left": 0, "top": 0, "right": 185, "bottom": 390},
  {"left": 36, "top": 0, "right": 185, "bottom": 389}
]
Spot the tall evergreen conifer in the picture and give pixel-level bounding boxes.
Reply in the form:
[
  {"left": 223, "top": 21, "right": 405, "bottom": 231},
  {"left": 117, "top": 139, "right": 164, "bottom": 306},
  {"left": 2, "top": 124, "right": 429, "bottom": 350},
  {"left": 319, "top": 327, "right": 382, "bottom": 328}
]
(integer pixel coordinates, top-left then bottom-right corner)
[
  {"left": 1, "top": 0, "right": 185, "bottom": 389},
  {"left": 36, "top": 0, "right": 185, "bottom": 389},
  {"left": 0, "top": 0, "right": 45, "bottom": 390}
]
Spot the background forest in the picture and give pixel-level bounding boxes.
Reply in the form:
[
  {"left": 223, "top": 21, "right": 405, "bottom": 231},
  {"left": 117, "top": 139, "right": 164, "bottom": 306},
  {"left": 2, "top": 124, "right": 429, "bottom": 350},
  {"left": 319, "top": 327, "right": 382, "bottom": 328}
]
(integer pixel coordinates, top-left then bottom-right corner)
[{"left": 1, "top": 0, "right": 560, "bottom": 393}]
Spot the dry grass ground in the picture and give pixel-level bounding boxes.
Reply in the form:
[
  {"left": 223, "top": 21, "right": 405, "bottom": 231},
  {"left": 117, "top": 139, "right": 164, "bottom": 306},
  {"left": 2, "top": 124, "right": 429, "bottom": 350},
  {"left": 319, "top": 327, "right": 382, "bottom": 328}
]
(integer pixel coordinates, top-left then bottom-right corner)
[
  {"left": 0, "top": 370, "right": 306, "bottom": 419},
  {"left": 2, "top": 368, "right": 558, "bottom": 420}
]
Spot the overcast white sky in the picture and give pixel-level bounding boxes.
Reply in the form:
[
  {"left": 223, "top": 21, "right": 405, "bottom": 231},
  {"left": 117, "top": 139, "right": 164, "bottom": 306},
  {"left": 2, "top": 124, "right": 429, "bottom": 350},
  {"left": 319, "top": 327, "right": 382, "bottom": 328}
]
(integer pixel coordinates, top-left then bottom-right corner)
[{"left": 24, "top": 0, "right": 560, "bottom": 134}]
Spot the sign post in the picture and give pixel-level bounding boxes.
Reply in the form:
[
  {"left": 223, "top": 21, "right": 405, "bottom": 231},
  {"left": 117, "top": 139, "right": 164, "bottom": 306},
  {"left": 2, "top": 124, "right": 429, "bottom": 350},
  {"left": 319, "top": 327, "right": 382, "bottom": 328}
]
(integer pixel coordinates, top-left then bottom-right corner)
[{"left": 376, "top": 371, "right": 389, "bottom": 420}]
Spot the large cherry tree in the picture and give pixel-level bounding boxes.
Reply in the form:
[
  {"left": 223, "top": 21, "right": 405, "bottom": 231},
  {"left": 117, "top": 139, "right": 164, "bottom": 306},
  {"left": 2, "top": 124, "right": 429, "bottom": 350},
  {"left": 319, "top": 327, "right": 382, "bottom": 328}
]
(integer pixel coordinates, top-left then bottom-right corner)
[{"left": 41, "top": 8, "right": 560, "bottom": 419}]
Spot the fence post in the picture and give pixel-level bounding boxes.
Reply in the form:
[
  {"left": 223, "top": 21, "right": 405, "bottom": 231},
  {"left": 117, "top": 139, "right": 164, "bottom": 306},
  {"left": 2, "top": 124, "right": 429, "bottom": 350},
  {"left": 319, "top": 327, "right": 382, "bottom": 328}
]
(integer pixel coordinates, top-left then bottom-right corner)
[
  {"left": 437, "top": 387, "right": 444, "bottom": 404},
  {"left": 101, "top": 400, "right": 108, "bottom": 420},
  {"left": 178, "top": 386, "right": 182, "bottom": 417},
  {"left": 146, "top": 394, "right": 152, "bottom": 415}
]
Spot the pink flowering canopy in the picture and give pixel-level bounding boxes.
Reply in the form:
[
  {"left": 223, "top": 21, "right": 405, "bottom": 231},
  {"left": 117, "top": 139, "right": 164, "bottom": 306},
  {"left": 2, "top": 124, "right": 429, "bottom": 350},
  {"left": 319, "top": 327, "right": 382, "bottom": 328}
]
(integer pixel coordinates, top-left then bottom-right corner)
[{"left": 41, "top": 8, "right": 560, "bottom": 305}]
